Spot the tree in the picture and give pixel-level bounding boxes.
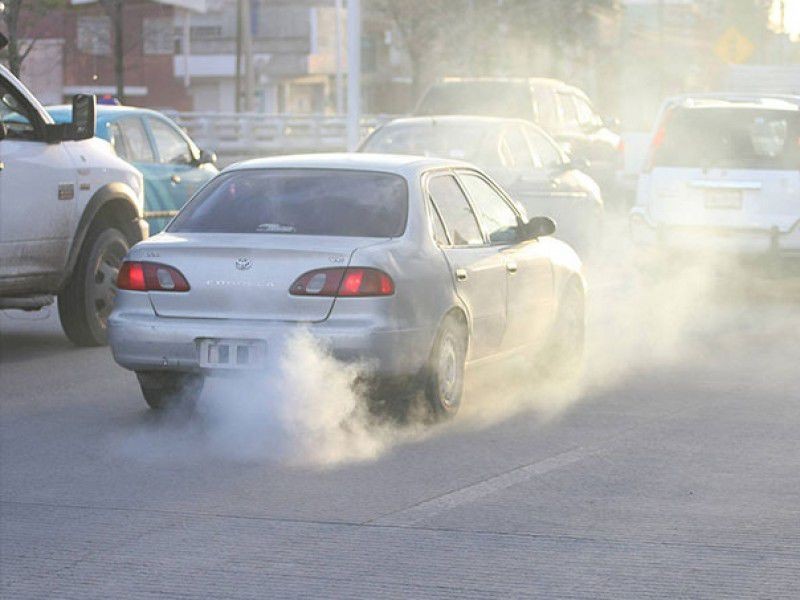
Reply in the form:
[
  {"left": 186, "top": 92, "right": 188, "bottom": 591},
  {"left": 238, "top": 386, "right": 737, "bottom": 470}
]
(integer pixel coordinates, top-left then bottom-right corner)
[
  {"left": 1, "top": 0, "right": 65, "bottom": 76},
  {"left": 98, "top": 0, "right": 124, "bottom": 102}
]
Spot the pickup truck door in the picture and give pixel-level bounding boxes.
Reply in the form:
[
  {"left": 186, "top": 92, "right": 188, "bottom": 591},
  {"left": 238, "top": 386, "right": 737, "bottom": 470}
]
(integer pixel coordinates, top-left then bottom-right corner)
[{"left": 0, "top": 72, "right": 75, "bottom": 283}]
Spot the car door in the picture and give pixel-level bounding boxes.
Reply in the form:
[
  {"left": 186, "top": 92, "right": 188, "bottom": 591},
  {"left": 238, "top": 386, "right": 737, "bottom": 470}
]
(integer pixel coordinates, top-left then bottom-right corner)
[
  {"left": 456, "top": 170, "right": 556, "bottom": 351},
  {"left": 144, "top": 115, "right": 205, "bottom": 233},
  {"left": 426, "top": 172, "right": 507, "bottom": 359},
  {"left": 108, "top": 115, "right": 168, "bottom": 230},
  {"left": 0, "top": 73, "right": 75, "bottom": 283}
]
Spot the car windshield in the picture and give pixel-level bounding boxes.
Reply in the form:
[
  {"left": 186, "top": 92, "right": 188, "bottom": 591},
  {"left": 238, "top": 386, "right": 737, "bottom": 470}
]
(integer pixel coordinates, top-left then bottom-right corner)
[
  {"left": 361, "top": 122, "right": 492, "bottom": 162},
  {"left": 415, "top": 82, "right": 532, "bottom": 119},
  {"left": 168, "top": 168, "right": 408, "bottom": 237},
  {"left": 654, "top": 106, "right": 800, "bottom": 170}
]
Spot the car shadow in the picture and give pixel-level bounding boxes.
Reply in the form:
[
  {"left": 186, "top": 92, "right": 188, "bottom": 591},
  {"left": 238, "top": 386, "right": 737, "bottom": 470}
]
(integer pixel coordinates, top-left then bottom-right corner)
[{"left": 0, "top": 310, "right": 76, "bottom": 364}]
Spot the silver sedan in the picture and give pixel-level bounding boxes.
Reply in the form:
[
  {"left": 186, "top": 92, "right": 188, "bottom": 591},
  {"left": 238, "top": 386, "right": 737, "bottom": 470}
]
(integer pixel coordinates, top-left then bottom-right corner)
[{"left": 108, "top": 154, "right": 586, "bottom": 418}]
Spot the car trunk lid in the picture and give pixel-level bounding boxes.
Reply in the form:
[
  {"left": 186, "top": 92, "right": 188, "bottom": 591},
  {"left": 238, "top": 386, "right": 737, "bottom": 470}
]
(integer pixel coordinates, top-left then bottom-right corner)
[{"left": 141, "top": 233, "right": 366, "bottom": 321}]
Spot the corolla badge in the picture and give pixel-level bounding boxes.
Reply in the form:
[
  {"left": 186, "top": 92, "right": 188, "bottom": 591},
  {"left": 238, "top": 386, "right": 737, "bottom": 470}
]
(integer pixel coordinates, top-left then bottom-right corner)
[{"left": 235, "top": 257, "right": 253, "bottom": 271}]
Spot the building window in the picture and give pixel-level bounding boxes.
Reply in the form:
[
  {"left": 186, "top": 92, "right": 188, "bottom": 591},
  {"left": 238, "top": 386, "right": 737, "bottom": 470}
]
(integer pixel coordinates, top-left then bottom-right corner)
[
  {"left": 143, "top": 17, "right": 175, "bottom": 55},
  {"left": 77, "top": 16, "right": 111, "bottom": 56}
]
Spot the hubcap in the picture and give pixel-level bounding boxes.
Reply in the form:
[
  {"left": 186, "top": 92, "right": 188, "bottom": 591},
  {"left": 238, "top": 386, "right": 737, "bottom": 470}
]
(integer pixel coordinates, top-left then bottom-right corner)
[
  {"left": 88, "top": 238, "right": 127, "bottom": 326},
  {"left": 437, "top": 333, "right": 460, "bottom": 409}
]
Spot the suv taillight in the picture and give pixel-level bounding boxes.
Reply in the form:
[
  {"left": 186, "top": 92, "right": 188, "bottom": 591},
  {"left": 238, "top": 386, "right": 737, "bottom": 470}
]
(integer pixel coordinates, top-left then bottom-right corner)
[
  {"left": 290, "top": 268, "right": 394, "bottom": 297},
  {"left": 117, "top": 261, "right": 190, "bottom": 292}
]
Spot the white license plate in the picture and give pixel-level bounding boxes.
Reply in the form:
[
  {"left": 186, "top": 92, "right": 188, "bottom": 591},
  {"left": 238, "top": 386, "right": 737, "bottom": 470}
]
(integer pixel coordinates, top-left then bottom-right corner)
[
  {"left": 704, "top": 189, "right": 743, "bottom": 210},
  {"left": 198, "top": 339, "right": 266, "bottom": 369}
]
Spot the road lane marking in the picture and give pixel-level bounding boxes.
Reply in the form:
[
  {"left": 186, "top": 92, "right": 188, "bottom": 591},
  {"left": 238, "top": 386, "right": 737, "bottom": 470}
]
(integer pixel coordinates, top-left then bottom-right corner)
[{"left": 371, "top": 446, "right": 597, "bottom": 526}]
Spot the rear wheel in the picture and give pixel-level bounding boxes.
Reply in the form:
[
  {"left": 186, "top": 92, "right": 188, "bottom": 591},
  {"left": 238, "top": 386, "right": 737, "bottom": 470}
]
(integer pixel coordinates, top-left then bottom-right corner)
[
  {"left": 58, "top": 227, "right": 129, "bottom": 346},
  {"left": 136, "top": 371, "right": 204, "bottom": 411},
  {"left": 425, "top": 315, "right": 468, "bottom": 419}
]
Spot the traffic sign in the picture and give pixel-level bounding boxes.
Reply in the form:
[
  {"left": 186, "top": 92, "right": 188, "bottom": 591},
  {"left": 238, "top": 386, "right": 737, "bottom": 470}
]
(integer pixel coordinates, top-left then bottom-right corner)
[{"left": 714, "top": 26, "right": 756, "bottom": 64}]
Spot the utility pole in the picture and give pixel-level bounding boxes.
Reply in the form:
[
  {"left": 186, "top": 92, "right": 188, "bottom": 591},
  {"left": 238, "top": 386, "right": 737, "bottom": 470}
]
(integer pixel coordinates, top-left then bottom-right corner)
[
  {"left": 346, "top": 0, "right": 361, "bottom": 150},
  {"left": 335, "top": 0, "right": 344, "bottom": 114},
  {"left": 243, "top": 0, "right": 255, "bottom": 112},
  {"left": 235, "top": 0, "right": 242, "bottom": 112}
]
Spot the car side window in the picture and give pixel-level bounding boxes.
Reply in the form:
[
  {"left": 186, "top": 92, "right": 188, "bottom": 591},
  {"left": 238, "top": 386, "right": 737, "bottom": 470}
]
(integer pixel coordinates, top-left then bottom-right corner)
[
  {"left": 428, "top": 174, "right": 483, "bottom": 247},
  {"left": 574, "top": 95, "right": 601, "bottom": 129},
  {"left": 119, "top": 117, "right": 155, "bottom": 162},
  {"left": 501, "top": 126, "right": 536, "bottom": 170},
  {"left": 557, "top": 92, "right": 578, "bottom": 127},
  {"left": 148, "top": 117, "right": 192, "bottom": 165},
  {"left": 0, "top": 78, "right": 39, "bottom": 140},
  {"left": 106, "top": 121, "right": 129, "bottom": 160},
  {"left": 458, "top": 173, "right": 519, "bottom": 245},
  {"left": 428, "top": 200, "right": 450, "bottom": 246},
  {"left": 523, "top": 125, "right": 563, "bottom": 169},
  {"left": 534, "top": 89, "right": 559, "bottom": 128}
]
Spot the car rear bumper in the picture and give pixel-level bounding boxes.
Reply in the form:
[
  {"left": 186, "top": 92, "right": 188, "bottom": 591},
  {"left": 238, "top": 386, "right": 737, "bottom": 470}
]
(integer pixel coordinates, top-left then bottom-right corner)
[
  {"left": 630, "top": 212, "right": 800, "bottom": 260},
  {"left": 108, "top": 306, "right": 434, "bottom": 378}
]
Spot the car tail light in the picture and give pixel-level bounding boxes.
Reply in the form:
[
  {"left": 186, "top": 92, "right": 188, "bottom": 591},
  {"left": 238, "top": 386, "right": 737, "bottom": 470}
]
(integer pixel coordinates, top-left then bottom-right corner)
[
  {"left": 117, "top": 261, "right": 190, "bottom": 292},
  {"left": 290, "top": 268, "right": 394, "bottom": 297},
  {"left": 642, "top": 109, "right": 673, "bottom": 173}
]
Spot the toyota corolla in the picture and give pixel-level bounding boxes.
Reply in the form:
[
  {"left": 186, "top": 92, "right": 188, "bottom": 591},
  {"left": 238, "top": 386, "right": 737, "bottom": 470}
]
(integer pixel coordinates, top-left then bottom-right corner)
[{"left": 108, "top": 154, "right": 585, "bottom": 418}]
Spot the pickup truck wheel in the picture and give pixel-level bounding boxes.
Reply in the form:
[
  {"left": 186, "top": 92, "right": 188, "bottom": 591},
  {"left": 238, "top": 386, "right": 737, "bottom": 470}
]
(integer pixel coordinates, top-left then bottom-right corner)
[
  {"left": 137, "top": 372, "right": 204, "bottom": 411},
  {"left": 58, "top": 227, "right": 129, "bottom": 347}
]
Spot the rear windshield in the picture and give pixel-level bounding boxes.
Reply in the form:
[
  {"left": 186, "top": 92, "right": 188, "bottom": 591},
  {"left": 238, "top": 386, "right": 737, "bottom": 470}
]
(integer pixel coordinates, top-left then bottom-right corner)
[
  {"left": 361, "top": 122, "right": 492, "bottom": 162},
  {"left": 654, "top": 107, "right": 800, "bottom": 170},
  {"left": 415, "top": 82, "right": 532, "bottom": 120},
  {"left": 168, "top": 169, "right": 408, "bottom": 237}
]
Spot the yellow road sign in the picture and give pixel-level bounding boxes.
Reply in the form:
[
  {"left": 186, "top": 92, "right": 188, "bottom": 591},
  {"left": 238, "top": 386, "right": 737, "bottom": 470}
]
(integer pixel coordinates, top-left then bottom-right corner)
[{"left": 714, "top": 26, "right": 756, "bottom": 64}]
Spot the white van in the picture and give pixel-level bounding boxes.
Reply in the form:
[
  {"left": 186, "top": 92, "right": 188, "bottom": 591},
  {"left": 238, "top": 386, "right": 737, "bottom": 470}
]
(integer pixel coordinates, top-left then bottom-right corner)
[{"left": 631, "top": 95, "right": 800, "bottom": 267}]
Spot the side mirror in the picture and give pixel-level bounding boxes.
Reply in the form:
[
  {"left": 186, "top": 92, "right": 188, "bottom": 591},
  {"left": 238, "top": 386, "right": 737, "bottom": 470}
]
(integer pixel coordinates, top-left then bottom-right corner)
[
  {"left": 557, "top": 156, "right": 591, "bottom": 173},
  {"left": 46, "top": 94, "right": 96, "bottom": 143},
  {"left": 603, "top": 115, "right": 621, "bottom": 130},
  {"left": 70, "top": 94, "right": 96, "bottom": 140},
  {"left": 198, "top": 148, "right": 217, "bottom": 166},
  {"left": 521, "top": 216, "right": 556, "bottom": 240}
]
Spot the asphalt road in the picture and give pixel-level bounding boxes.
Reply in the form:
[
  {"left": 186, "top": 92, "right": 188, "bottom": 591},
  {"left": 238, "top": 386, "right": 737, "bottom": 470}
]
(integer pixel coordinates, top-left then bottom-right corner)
[{"left": 2, "top": 257, "right": 799, "bottom": 599}]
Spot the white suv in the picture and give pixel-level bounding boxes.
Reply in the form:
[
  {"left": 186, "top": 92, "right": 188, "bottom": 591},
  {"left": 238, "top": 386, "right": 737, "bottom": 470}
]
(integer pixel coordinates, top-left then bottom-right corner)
[
  {"left": 631, "top": 95, "right": 800, "bottom": 268},
  {"left": 0, "top": 50, "right": 146, "bottom": 345}
]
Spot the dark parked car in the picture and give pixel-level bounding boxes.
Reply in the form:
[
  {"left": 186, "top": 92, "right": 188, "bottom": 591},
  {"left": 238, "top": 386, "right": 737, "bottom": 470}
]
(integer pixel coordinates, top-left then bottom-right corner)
[
  {"left": 360, "top": 116, "right": 603, "bottom": 256},
  {"left": 414, "top": 77, "right": 624, "bottom": 202}
]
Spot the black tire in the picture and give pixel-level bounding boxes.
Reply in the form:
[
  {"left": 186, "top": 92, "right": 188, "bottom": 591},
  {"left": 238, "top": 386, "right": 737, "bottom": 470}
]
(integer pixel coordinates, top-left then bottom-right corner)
[
  {"left": 425, "top": 314, "right": 468, "bottom": 419},
  {"left": 546, "top": 282, "right": 586, "bottom": 380},
  {"left": 137, "top": 371, "right": 204, "bottom": 411},
  {"left": 58, "top": 227, "right": 129, "bottom": 347}
]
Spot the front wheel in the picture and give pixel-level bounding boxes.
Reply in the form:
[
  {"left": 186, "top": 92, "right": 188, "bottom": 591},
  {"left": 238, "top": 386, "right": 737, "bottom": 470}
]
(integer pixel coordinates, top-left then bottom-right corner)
[
  {"left": 137, "top": 371, "right": 204, "bottom": 411},
  {"left": 425, "top": 315, "right": 468, "bottom": 419},
  {"left": 546, "top": 283, "right": 586, "bottom": 381},
  {"left": 58, "top": 227, "right": 129, "bottom": 346}
]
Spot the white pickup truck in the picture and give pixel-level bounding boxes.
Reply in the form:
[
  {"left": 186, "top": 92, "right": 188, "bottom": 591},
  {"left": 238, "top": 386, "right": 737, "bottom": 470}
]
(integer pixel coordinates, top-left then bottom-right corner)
[{"left": 0, "top": 33, "right": 147, "bottom": 346}]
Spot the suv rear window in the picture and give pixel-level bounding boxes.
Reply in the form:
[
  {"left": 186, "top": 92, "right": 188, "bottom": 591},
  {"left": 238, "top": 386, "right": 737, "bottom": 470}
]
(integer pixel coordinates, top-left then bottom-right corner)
[
  {"left": 415, "top": 82, "right": 532, "bottom": 120},
  {"left": 169, "top": 169, "right": 408, "bottom": 237},
  {"left": 654, "top": 107, "right": 800, "bottom": 170}
]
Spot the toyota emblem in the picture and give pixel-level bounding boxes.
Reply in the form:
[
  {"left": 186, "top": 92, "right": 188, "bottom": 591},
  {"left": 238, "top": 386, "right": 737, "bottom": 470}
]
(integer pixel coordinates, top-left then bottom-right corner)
[{"left": 235, "top": 257, "right": 253, "bottom": 271}]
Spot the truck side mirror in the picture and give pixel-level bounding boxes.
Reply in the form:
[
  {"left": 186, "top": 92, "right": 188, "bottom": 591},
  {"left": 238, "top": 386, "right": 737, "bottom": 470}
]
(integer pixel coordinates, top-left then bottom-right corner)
[{"left": 70, "top": 94, "right": 96, "bottom": 141}]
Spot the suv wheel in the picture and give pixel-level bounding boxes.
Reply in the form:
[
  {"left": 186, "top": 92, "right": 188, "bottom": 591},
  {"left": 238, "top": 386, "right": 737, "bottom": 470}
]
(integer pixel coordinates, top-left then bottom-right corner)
[
  {"left": 58, "top": 227, "right": 129, "bottom": 347},
  {"left": 137, "top": 371, "right": 204, "bottom": 411}
]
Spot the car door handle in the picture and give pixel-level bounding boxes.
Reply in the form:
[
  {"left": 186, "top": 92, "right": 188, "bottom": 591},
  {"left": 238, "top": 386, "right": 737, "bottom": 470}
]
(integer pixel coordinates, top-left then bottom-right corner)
[
  {"left": 506, "top": 261, "right": 518, "bottom": 274},
  {"left": 455, "top": 268, "right": 468, "bottom": 281},
  {"left": 170, "top": 174, "right": 182, "bottom": 185}
]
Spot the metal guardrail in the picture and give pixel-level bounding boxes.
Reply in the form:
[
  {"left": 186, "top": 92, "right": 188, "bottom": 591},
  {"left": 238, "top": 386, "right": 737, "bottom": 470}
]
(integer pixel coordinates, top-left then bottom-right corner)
[{"left": 166, "top": 112, "right": 400, "bottom": 163}]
